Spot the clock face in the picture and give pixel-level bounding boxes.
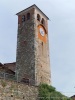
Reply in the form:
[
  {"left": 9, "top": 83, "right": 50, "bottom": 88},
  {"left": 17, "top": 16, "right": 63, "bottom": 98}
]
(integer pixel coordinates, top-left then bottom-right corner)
[
  {"left": 40, "top": 28, "right": 45, "bottom": 36},
  {"left": 38, "top": 25, "right": 47, "bottom": 43}
]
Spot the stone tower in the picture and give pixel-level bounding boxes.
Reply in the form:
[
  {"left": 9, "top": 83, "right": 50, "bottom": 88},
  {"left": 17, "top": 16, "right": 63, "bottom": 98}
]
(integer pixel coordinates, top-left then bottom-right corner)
[{"left": 16, "top": 4, "right": 51, "bottom": 86}]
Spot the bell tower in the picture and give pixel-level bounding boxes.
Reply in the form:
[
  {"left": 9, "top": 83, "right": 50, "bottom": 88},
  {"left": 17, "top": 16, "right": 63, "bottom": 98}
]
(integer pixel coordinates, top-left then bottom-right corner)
[{"left": 16, "top": 4, "right": 51, "bottom": 86}]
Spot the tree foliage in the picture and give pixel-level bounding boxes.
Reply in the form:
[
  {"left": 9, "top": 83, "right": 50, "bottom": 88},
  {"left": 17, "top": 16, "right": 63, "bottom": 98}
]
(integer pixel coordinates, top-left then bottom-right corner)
[{"left": 38, "top": 84, "right": 71, "bottom": 100}]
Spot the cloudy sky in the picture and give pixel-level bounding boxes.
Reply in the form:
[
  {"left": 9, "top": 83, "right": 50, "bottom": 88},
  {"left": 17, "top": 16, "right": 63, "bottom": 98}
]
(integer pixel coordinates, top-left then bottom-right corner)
[{"left": 0, "top": 0, "right": 75, "bottom": 97}]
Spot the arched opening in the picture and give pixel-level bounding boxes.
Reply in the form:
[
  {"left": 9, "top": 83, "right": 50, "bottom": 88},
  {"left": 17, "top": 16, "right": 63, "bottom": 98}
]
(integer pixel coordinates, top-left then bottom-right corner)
[
  {"left": 22, "top": 15, "right": 25, "bottom": 22},
  {"left": 27, "top": 13, "right": 30, "bottom": 20},
  {"left": 41, "top": 18, "right": 45, "bottom": 25},
  {"left": 37, "top": 14, "right": 40, "bottom": 21}
]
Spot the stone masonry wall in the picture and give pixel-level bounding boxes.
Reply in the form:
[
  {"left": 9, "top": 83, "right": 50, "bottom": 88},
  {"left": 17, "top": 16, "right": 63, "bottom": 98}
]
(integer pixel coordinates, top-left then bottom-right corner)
[
  {"left": 16, "top": 8, "right": 36, "bottom": 85},
  {"left": 34, "top": 9, "right": 51, "bottom": 85},
  {"left": 0, "top": 79, "right": 38, "bottom": 100}
]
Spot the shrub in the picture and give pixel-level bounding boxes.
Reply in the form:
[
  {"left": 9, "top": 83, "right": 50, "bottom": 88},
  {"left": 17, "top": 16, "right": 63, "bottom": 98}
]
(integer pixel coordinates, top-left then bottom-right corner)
[{"left": 38, "top": 84, "right": 71, "bottom": 100}]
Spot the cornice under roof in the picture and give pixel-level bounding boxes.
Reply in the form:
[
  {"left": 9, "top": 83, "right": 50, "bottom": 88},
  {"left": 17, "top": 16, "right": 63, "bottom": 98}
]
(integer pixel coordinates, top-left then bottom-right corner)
[{"left": 16, "top": 4, "right": 49, "bottom": 20}]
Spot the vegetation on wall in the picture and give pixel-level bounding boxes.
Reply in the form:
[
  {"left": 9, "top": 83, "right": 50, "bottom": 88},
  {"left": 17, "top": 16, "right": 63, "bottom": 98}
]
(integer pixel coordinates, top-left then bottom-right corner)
[
  {"left": 1, "top": 80, "right": 7, "bottom": 87},
  {"left": 38, "top": 84, "right": 72, "bottom": 100}
]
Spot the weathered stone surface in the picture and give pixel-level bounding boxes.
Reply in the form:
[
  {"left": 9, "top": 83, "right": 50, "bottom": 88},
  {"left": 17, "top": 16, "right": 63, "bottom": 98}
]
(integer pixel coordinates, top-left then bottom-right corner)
[
  {"left": 16, "top": 19, "right": 35, "bottom": 85},
  {"left": 0, "top": 79, "right": 38, "bottom": 100}
]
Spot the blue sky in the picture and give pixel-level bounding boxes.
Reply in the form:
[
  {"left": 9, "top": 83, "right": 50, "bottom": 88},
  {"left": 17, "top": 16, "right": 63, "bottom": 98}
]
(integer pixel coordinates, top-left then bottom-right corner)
[{"left": 0, "top": 0, "right": 75, "bottom": 97}]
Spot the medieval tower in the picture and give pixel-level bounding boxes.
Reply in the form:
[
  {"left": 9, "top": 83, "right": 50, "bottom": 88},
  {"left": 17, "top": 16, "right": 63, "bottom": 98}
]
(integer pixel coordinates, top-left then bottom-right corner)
[{"left": 15, "top": 4, "right": 51, "bottom": 86}]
